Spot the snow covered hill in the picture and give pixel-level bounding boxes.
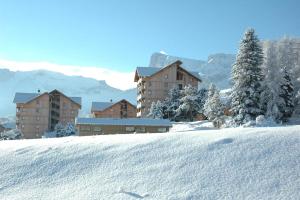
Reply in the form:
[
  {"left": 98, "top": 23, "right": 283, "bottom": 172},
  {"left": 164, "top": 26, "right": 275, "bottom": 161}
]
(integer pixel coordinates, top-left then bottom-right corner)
[
  {"left": 0, "top": 124, "right": 299, "bottom": 199},
  {"left": 149, "top": 52, "right": 236, "bottom": 89},
  {"left": 0, "top": 69, "right": 136, "bottom": 117}
]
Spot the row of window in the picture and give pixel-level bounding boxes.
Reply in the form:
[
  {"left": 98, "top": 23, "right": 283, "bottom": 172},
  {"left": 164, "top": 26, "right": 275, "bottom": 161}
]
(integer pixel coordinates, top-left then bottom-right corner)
[{"left": 80, "top": 126, "right": 167, "bottom": 133}]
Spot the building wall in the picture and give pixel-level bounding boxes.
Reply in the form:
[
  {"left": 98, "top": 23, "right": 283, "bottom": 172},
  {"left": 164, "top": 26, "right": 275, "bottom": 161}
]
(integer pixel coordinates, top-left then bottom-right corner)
[
  {"left": 15, "top": 92, "right": 81, "bottom": 139},
  {"left": 77, "top": 124, "right": 169, "bottom": 136},
  {"left": 16, "top": 94, "right": 50, "bottom": 139},
  {"left": 92, "top": 101, "right": 136, "bottom": 118},
  {"left": 137, "top": 63, "right": 199, "bottom": 117},
  {"left": 59, "top": 95, "right": 81, "bottom": 125}
]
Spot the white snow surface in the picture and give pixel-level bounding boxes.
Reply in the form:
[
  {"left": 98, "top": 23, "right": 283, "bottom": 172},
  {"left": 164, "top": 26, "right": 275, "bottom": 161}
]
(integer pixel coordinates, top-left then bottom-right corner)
[{"left": 0, "top": 123, "right": 299, "bottom": 200}]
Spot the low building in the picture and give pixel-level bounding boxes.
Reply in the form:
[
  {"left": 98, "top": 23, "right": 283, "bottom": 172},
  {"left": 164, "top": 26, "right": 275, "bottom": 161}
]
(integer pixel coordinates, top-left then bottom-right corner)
[
  {"left": 91, "top": 99, "right": 136, "bottom": 118},
  {"left": 13, "top": 89, "right": 81, "bottom": 139},
  {"left": 134, "top": 60, "right": 202, "bottom": 117},
  {"left": 76, "top": 118, "right": 172, "bottom": 136}
]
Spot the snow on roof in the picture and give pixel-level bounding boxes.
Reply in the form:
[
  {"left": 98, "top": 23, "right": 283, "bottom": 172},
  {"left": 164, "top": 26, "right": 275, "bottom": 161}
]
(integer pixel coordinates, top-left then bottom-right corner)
[
  {"left": 136, "top": 67, "right": 160, "bottom": 77},
  {"left": 76, "top": 118, "right": 172, "bottom": 127},
  {"left": 13, "top": 92, "right": 82, "bottom": 105},
  {"left": 70, "top": 97, "right": 82, "bottom": 106},
  {"left": 136, "top": 64, "right": 201, "bottom": 81},
  {"left": 13, "top": 93, "right": 41, "bottom": 104},
  {"left": 91, "top": 102, "right": 114, "bottom": 112}
]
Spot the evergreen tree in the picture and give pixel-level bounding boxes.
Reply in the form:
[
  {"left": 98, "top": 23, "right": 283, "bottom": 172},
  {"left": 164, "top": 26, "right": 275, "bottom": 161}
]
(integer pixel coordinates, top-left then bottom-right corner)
[
  {"left": 278, "top": 67, "right": 295, "bottom": 121},
  {"left": 231, "top": 28, "right": 264, "bottom": 125},
  {"left": 176, "top": 85, "right": 199, "bottom": 121},
  {"left": 260, "top": 41, "right": 283, "bottom": 120},
  {"left": 148, "top": 100, "right": 164, "bottom": 119},
  {"left": 164, "top": 87, "right": 181, "bottom": 121},
  {"left": 204, "top": 84, "right": 224, "bottom": 122}
]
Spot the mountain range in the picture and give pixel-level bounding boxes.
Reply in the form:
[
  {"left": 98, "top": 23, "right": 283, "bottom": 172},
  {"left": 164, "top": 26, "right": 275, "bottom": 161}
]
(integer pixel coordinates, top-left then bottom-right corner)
[{"left": 0, "top": 52, "right": 236, "bottom": 117}]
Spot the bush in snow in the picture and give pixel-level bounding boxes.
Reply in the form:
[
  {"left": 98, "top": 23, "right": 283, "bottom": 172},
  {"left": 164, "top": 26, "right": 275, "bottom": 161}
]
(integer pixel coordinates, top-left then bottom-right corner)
[
  {"left": 255, "top": 115, "right": 278, "bottom": 127},
  {"left": 43, "top": 123, "right": 77, "bottom": 138},
  {"left": 164, "top": 87, "right": 182, "bottom": 121},
  {"left": 0, "top": 129, "right": 23, "bottom": 140},
  {"left": 231, "top": 28, "right": 264, "bottom": 125}
]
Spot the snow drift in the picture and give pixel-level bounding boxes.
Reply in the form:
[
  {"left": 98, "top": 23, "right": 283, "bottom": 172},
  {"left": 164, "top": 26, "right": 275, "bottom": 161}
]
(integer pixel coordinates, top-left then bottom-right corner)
[{"left": 0, "top": 124, "right": 299, "bottom": 199}]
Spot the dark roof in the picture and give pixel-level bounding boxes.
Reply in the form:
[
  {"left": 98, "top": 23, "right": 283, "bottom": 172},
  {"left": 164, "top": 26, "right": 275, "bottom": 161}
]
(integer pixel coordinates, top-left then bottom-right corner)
[
  {"left": 13, "top": 93, "right": 44, "bottom": 104},
  {"left": 13, "top": 91, "right": 82, "bottom": 106},
  {"left": 76, "top": 118, "right": 172, "bottom": 127},
  {"left": 91, "top": 102, "right": 114, "bottom": 112},
  {"left": 135, "top": 60, "right": 201, "bottom": 81}
]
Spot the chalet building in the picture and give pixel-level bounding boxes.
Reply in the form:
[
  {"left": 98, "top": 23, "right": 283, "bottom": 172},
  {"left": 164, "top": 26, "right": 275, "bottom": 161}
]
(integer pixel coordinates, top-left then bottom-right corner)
[
  {"left": 76, "top": 118, "right": 172, "bottom": 136},
  {"left": 134, "top": 60, "right": 201, "bottom": 117},
  {"left": 13, "top": 89, "right": 81, "bottom": 139},
  {"left": 91, "top": 99, "right": 136, "bottom": 118}
]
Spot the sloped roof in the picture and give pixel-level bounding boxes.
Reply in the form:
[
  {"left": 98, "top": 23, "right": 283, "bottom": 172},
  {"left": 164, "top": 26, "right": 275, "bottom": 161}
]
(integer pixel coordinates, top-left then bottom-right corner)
[
  {"left": 13, "top": 91, "right": 82, "bottom": 106},
  {"left": 13, "top": 93, "right": 44, "bottom": 104},
  {"left": 136, "top": 67, "right": 160, "bottom": 77},
  {"left": 76, "top": 118, "right": 172, "bottom": 127},
  {"left": 91, "top": 102, "right": 114, "bottom": 112},
  {"left": 70, "top": 97, "right": 82, "bottom": 106},
  {"left": 134, "top": 60, "right": 201, "bottom": 82}
]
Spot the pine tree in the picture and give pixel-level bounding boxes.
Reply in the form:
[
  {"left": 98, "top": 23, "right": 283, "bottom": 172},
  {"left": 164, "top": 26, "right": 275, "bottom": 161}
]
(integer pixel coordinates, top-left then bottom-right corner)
[
  {"left": 148, "top": 101, "right": 164, "bottom": 119},
  {"left": 204, "top": 84, "right": 224, "bottom": 122},
  {"left": 231, "top": 28, "right": 264, "bottom": 125},
  {"left": 164, "top": 87, "right": 181, "bottom": 121},
  {"left": 260, "top": 41, "right": 283, "bottom": 120},
  {"left": 176, "top": 85, "right": 199, "bottom": 121},
  {"left": 278, "top": 67, "right": 295, "bottom": 121}
]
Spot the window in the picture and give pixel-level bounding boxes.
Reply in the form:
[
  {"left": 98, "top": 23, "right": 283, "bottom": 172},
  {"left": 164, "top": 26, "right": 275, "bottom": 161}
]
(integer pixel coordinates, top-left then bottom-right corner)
[
  {"left": 93, "top": 127, "right": 102, "bottom": 132},
  {"left": 178, "top": 84, "right": 183, "bottom": 90},
  {"left": 148, "top": 90, "right": 152, "bottom": 95},
  {"left": 36, "top": 100, "right": 40, "bottom": 105},
  {"left": 126, "top": 127, "right": 135, "bottom": 132},
  {"left": 177, "top": 71, "right": 183, "bottom": 80},
  {"left": 36, "top": 125, "right": 40, "bottom": 129},
  {"left": 164, "top": 82, "right": 168, "bottom": 88},
  {"left": 36, "top": 108, "right": 40, "bottom": 113},
  {"left": 80, "top": 126, "right": 91, "bottom": 131},
  {"left": 148, "top": 81, "right": 152, "bottom": 87},
  {"left": 158, "top": 127, "right": 167, "bottom": 133},
  {"left": 136, "top": 127, "right": 146, "bottom": 133},
  {"left": 36, "top": 116, "right": 40, "bottom": 121},
  {"left": 164, "top": 75, "right": 168, "bottom": 79},
  {"left": 22, "top": 116, "right": 25, "bottom": 120}
]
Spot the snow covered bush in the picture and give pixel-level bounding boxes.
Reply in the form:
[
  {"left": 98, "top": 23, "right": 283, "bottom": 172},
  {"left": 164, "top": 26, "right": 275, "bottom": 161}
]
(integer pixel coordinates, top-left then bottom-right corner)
[
  {"left": 231, "top": 28, "right": 264, "bottom": 125},
  {"left": 0, "top": 129, "right": 23, "bottom": 140},
  {"left": 43, "top": 123, "right": 77, "bottom": 138},
  {"left": 255, "top": 115, "right": 278, "bottom": 127}
]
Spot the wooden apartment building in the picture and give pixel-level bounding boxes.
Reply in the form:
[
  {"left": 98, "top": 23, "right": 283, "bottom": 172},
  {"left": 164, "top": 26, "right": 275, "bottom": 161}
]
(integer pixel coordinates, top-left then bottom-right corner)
[
  {"left": 13, "top": 89, "right": 81, "bottom": 139},
  {"left": 134, "top": 60, "right": 202, "bottom": 117},
  {"left": 91, "top": 99, "right": 136, "bottom": 118}
]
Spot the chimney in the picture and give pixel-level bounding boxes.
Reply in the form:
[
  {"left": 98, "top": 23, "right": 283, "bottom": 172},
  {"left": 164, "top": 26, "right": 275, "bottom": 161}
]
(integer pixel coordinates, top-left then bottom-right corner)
[
  {"left": 110, "top": 99, "right": 113, "bottom": 102},
  {"left": 38, "top": 89, "right": 41, "bottom": 93}
]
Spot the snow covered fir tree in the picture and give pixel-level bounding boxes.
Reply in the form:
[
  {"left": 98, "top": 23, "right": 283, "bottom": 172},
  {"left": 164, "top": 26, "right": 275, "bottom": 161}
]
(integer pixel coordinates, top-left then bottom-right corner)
[{"left": 230, "top": 28, "right": 264, "bottom": 125}]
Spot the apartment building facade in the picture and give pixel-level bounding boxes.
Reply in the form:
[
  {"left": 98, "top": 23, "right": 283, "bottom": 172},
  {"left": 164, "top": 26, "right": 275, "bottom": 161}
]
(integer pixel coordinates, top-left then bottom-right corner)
[
  {"left": 134, "top": 60, "right": 201, "bottom": 117},
  {"left": 91, "top": 99, "right": 136, "bottom": 118},
  {"left": 13, "top": 89, "right": 81, "bottom": 139}
]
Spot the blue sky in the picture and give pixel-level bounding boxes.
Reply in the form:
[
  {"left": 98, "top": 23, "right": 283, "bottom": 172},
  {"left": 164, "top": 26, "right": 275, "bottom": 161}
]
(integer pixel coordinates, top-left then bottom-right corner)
[{"left": 0, "top": 0, "right": 299, "bottom": 73}]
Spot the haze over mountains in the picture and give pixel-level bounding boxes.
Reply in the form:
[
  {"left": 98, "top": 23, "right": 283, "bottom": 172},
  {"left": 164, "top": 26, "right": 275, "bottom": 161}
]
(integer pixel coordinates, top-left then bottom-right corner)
[
  {"left": 0, "top": 52, "right": 236, "bottom": 117},
  {"left": 0, "top": 69, "right": 136, "bottom": 117}
]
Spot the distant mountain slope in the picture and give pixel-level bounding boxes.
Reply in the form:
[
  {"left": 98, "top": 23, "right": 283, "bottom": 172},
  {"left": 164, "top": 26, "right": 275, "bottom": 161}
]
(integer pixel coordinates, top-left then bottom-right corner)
[
  {"left": 0, "top": 69, "right": 136, "bottom": 117},
  {"left": 149, "top": 52, "right": 235, "bottom": 89}
]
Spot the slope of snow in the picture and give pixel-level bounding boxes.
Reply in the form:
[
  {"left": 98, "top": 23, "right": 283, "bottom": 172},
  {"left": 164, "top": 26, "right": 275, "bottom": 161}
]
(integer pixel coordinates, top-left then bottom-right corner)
[
  {"left": 0, "top": 69, "right": 136, "bottom": 117},
  {"left": 0, "top": 124, "right": 299, "bottom": 199}
]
